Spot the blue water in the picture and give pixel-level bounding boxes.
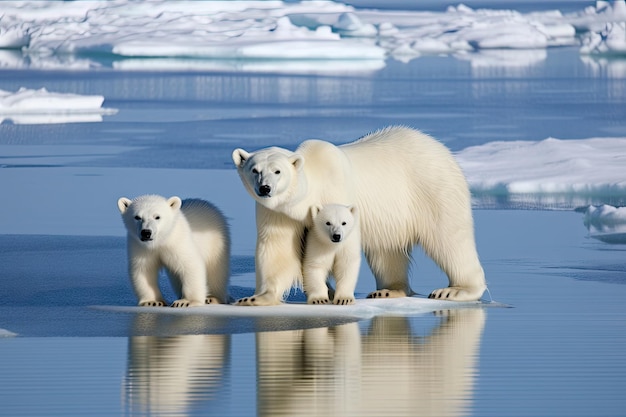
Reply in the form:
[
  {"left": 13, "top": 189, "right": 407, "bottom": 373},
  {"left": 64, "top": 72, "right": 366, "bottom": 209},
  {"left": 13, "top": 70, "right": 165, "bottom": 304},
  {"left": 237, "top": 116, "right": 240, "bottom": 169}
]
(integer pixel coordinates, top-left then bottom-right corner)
[{"left": 1, "top": 45, "right": 626, "bottom": 416}]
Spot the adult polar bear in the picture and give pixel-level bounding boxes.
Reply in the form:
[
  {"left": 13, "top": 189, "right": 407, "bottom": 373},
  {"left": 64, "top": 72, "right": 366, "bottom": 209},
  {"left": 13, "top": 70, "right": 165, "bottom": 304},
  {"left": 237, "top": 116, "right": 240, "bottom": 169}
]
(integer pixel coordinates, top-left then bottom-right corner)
[{"left": 232, "top": 126, "right": 486, "bottom": 305}]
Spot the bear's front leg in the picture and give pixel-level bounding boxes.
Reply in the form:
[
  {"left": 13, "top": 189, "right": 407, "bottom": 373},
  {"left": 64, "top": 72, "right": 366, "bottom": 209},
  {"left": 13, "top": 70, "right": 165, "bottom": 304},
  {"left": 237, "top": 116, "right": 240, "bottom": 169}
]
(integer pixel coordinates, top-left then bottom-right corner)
[
  {"left": 364, "top": 248, "right": 412, "bottom": 299},
  {"left": 303, "top": 265, "right": 331, "bottom": 305},
  {"left": 167, "top": 254, "right": 207, "bottom": 308},
  {"left": 235, "top": 207, "right": 303, "bottom": 306},
  {"left": 129, "top": 255, "right": 166, "bottom": 307},
  {"left": 303, "top": 245, "right": 332, "bottom": 305},
  {"left": 331, "top": 249, "right": 359, "bottom": 305}
]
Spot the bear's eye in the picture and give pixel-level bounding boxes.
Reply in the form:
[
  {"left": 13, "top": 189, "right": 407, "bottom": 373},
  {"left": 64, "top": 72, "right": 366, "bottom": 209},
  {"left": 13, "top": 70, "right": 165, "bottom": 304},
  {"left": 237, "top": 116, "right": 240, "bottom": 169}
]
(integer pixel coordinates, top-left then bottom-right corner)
[
  {"left": 252, "top": 168, "right": 259, "bottom": 174},
  {"left": 342, "top": 222, "right": 347, "bottom": 226},
  {"left": 134, "top": 215, "right": 141, "bottom": 221},
  {"left": 274, "top": 170, "right": 281, "bottom": 175},
  {"left": 326, "top": 221, "right": 331, "bottom": 226},
  {"left": 154, "top": 215, "right": 160, "bottom": 220}
]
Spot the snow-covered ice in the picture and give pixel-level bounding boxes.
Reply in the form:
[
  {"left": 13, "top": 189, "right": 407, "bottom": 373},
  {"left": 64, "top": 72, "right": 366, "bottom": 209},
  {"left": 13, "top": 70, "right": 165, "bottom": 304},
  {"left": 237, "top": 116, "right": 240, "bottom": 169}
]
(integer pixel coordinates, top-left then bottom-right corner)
[
  {"left": 0, "top": 87, "right": 117, "bottom": 124},
  {"left": 0, "top": 0, "right": 625, "bottom": 70},
  {"left": 456, "top": 137, "right": 626, "bottom": 206}
]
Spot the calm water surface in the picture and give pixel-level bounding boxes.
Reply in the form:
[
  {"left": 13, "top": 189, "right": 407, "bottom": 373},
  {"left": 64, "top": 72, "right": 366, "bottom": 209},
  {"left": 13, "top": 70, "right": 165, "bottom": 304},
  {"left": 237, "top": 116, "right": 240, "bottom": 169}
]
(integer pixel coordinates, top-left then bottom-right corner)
[{"left": 1, "top": 48, "right": 626, "bottom": 416}]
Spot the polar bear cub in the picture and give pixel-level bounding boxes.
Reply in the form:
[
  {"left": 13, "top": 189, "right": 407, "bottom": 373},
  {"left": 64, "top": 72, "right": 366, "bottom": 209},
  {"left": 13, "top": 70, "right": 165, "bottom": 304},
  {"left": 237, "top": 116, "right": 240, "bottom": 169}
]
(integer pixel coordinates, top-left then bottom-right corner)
[
  {"left": 303, "top": 204, "right": 361, "bottom": 305},
  {"left": 117, "top": 195, "right": 230, "bottom": 307}
]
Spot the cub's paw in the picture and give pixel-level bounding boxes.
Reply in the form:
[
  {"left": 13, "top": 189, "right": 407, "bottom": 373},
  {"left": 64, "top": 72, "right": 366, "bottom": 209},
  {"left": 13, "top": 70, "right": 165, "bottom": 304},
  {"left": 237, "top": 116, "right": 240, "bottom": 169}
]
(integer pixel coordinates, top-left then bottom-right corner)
[
  {"left": 139, "top": 300, "right": 166, "bottom": 307},
  {"left": 234, "top": 293, "right": 280, "bottom": 306},
  {"left": 307, "top": 297, "right": 330, "bottom": 305},
  {"left": 366, "top": 289, "right": 407, "bottom": 299},
  {"left": 205, "top": 296, "right": 221, "bottom": 305},
  {"left": 333, "top": 296, "right": 355, "bottom": 305},
  {"left": 171, "top": 299, "right": 203, "bottom": 308},
  {"left": 428, "top": 286, "right": 485, "bottom": 302}
]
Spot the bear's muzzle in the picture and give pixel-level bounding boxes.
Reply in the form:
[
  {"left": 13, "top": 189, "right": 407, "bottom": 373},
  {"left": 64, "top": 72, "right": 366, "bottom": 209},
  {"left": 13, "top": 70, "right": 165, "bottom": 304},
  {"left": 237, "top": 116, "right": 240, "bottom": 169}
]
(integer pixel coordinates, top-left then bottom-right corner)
[{"left": 140, "top": 229, "right": 153, "bottom": 241}]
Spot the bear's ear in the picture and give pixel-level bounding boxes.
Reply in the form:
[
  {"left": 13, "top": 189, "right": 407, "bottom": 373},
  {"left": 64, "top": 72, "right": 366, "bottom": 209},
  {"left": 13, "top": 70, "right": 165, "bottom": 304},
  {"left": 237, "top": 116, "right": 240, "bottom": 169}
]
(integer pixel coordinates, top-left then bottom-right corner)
[
  {"left": 117, "top": 197, "right": 132, "bottom": 214},
  {"left": 310, "top": 205, "right": 322, "bottom": 219},
  {"left": 167, "top": 196, "right": 183, "bottom": 211},
  {"left": 348, "top": 205, "right": 358, "bottom": 216},
  {"left": 232, "top": 149, "right": 250, "bottom": 168},
  {"left": 289, "top": 154, "right": 304, "bottom": 171}
]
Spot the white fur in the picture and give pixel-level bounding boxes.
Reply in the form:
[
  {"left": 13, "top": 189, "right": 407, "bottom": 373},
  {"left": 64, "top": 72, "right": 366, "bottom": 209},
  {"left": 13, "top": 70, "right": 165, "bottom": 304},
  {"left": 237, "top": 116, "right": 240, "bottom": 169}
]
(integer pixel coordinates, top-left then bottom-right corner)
[
  {"left": 232, "top": 126, "right": 486, "bottom": 305},
  {"left": 117, "top": 195, "right": 230, "bottom": 307},
  {"left": 303, "top": 204, "right": 361, "bottom": 305}
]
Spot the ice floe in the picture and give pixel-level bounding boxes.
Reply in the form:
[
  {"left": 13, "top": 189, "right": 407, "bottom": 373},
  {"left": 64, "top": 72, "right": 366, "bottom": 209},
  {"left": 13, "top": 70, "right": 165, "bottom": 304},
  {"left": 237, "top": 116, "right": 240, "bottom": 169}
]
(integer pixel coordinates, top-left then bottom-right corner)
[
  {"left": 0, "top": 1, "right": 625, "bottom": 70},
  {"left": 0, "top": 87, "right": 117, "bottom": 124},
  {"left": 94, "top": 296, "right": 493, "bottom": 320},
  {"left": 0, "top": 328, "right": 18, "bottom": 337},
  {"left": 583, "top": 204, "right": 626, "bottom": 243},
  {"left": 456, "top": 136, "right": 626, "bottom": 206}
]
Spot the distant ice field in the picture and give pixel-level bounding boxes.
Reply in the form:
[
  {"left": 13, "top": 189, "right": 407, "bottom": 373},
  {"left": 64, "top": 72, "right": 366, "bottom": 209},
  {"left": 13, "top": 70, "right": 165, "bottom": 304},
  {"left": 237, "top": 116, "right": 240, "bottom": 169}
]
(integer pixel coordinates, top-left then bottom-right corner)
[{"left": 1, "top": 0, "right": 625, "bottom": 71}]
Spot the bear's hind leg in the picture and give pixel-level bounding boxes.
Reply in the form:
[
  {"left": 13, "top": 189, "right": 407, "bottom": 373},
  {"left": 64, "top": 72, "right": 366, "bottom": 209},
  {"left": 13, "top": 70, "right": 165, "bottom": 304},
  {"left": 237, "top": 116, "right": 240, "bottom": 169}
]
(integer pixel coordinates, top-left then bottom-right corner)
[
  {"left": 425, "top": 233, "right": 486, "bottom": 302},
  {"left": 364, "top": 248, "right": 412, "bottom": 299}
]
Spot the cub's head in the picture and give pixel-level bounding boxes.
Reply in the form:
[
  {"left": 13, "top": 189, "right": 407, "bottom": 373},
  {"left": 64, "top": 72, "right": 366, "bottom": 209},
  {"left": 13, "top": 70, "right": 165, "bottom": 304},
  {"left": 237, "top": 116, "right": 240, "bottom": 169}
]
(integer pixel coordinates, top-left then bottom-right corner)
[
  {"left": 232, "top": 147, "right": 304, "bottom": 210},
  {"left": 311, "top": 204, "right": 358, "bottom": 244},
  {"left": 117, "top": 195, "right": 182, "bottom": 246}
]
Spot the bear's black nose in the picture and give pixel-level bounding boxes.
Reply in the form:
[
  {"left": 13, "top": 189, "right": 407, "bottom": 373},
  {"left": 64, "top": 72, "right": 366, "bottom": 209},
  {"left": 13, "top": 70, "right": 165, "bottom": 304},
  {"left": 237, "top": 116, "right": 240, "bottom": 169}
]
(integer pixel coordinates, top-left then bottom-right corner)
[
  {"left": 259, "top": 185, "right": 271, "bottom": 197},
  {"left": 331, "top": 234, "right": 342, "bottom": 242},
  {"left": 141, "top": 229, "right": 152, "bottom": 241}
]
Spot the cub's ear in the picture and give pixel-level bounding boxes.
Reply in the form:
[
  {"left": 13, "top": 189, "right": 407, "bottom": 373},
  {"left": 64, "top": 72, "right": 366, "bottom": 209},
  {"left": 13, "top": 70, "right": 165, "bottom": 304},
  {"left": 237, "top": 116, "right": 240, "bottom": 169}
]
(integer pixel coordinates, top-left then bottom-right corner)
[
  {"left": 348, "top": 205, "right": 358, "bottom": 216},
  {"left": 289, "top": 154, "right": 304, "bottom": 171},
  {"left": 232, "top": 149, "right": 251, "bottom": 168},
  {"left": 117, "top": 197, "right": 132, "bottom": 214},
  {"left": 310, "top": 205, "right": 323, "bottom": 219},
  {"left": 168, "top": 196, "right": 183, "bottom": 211}
]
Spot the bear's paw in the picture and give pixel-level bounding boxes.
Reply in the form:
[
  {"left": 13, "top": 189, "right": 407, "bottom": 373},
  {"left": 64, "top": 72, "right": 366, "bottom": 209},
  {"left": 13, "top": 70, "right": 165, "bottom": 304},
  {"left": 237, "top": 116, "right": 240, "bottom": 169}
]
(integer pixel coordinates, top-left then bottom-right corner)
[
  {"left": 332, "top": 296, "right": 355, "bottom": 306},
  {"left": 366, "top": 289, "right": 407, "bottom": 299},
  {"left": 428, "top": 286, "right": 485, "bottom": 302},
  {"left": 234, "top": 293, "right": 282, "bottom": 306},
  {"left": 139, "top": 300, "right": 166, "bottom": 307},
  {"left": 205, "top": 296, "right": 221, "bottom": 305},
  {"left": 307, "top": 296, "right": 330, "bottom": 305},
  {"left": 171, "top": 299, "right": 204, "bottom": 308}
]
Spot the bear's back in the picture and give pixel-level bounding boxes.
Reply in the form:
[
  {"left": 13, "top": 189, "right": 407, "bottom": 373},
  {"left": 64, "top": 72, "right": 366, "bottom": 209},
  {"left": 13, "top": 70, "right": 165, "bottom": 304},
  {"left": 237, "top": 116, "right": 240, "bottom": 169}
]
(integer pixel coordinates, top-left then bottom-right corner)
[{"left": 181, "top": 199, "right": 230, "bottom": 251}]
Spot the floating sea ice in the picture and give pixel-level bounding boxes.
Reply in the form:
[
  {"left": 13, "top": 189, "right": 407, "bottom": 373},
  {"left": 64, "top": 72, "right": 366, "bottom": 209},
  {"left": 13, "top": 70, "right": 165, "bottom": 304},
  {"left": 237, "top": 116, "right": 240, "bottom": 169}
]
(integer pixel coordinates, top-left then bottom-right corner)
[
  {"left": 0, "top": 87, "right": 117, "bottom": 124},
  {"left": 0, "top": 23, "right": 30, "bottom": 49},
  {"left": 581, "top": 22, "right": 626, "bottom": 54},
  {"left": 583, "top": 205, "right": 626, "bottom": 243},
  {"left": 456, "top": 137, "right": 626, "bottom": 196},
  {"left": 0, "top": 87, "right": 103, "bottom": 111},
  {"left": 334, "top": 13, "right": 377, "bottom": 38},
  {"left": 0, "top": 328, "right": 18, "bottom": 337},
  {"left": 579, "top": 0, "right": 626, "bottom": 54}
]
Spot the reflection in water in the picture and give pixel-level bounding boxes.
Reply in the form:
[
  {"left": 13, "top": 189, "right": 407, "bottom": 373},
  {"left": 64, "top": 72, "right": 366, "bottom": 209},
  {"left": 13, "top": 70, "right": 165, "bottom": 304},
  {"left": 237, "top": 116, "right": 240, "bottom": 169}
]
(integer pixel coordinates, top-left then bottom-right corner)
[
  {"left": 121, "top": 310, "right": 485, "bottom": 416},
  {"left": 123, "top": 315, "right": 231, "bottom": 416},
  {"left": 257, "top": 309, "right": 485, "bottom": 417}
]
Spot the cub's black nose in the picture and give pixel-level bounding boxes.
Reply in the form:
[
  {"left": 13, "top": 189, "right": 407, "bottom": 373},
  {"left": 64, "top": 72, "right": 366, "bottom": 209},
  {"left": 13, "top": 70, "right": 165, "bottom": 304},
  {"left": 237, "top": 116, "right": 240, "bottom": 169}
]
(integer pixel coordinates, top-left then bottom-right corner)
[
  {"left": 141, "top": 229, "right": 152, "bottom": 241},
  {"left": 259, "top": 185, "right": 271, "bottom": 196},
  {"left": 332, "top": 234, "right": 341, "bottom": 242}
]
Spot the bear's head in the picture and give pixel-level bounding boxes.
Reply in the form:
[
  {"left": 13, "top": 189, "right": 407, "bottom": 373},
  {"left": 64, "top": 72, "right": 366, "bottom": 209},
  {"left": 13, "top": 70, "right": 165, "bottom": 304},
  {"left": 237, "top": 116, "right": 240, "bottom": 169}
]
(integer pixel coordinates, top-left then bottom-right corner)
[
  {"left": 311, "top": 204, "right": 358, "bottom": 244},
  {"left": 232, "top": 147, "right": 304, "bottom": 211},
  {"left": 117, "top": 195, "right": 182, "bottom": 247}
]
